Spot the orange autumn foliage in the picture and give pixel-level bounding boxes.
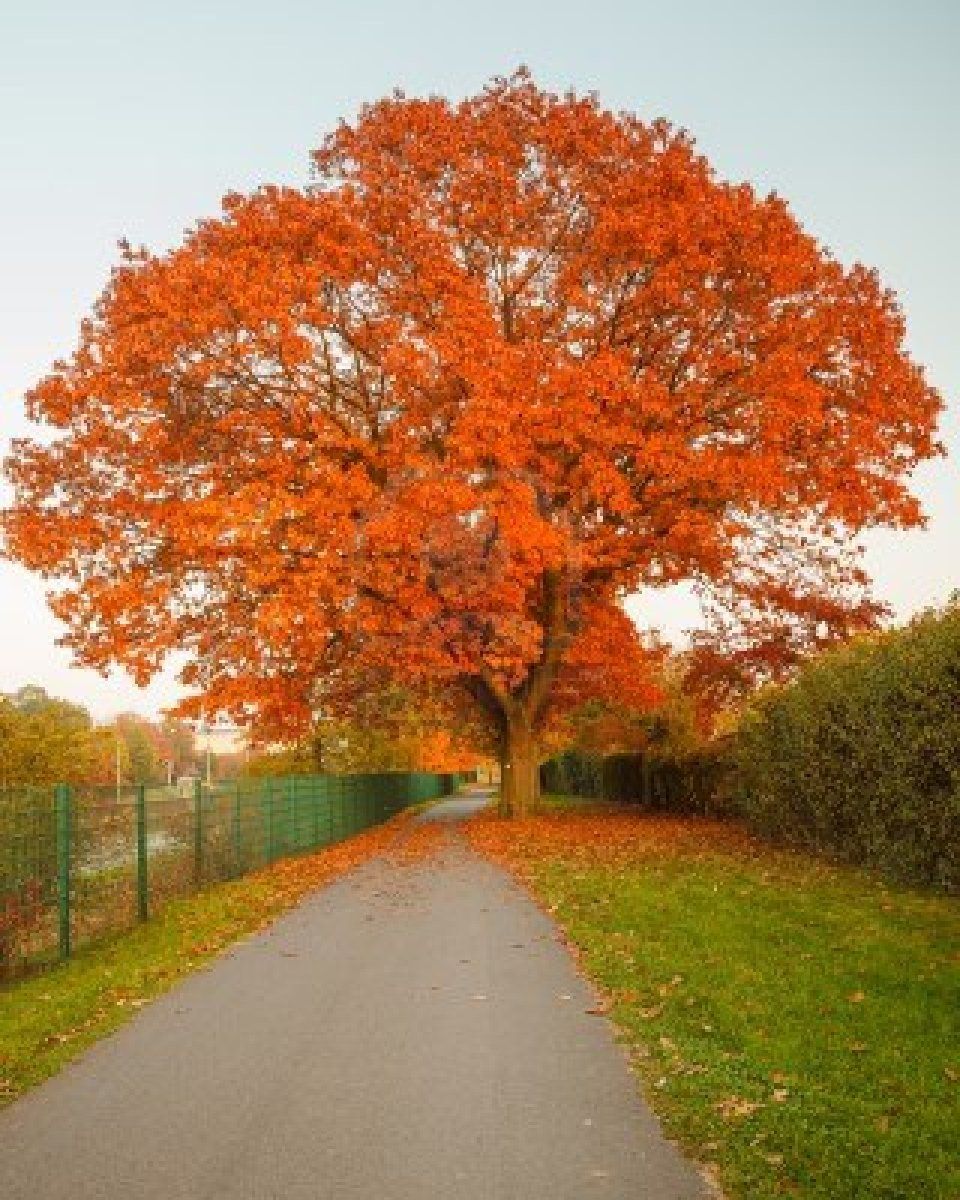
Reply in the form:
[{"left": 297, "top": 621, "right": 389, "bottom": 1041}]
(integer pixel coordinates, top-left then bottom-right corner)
[{"left": 4, "top": 71, "right": 941, "bottom": 813}]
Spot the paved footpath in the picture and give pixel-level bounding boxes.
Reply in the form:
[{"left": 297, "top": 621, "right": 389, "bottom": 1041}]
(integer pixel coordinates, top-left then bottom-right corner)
[{"left": 0, "top": 792, "right": 708, "bottom": 1199}]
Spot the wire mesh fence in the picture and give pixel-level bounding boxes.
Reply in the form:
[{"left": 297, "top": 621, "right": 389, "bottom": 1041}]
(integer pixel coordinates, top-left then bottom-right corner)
[{"left": 1, "top": 770, "right": 468, "bottom": 982}]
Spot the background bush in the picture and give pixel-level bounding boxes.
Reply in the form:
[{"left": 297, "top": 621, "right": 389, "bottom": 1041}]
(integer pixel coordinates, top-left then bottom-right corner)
[
  {"left": 734, "top": 602, "right": 960, "bottom": 888},
  {"left": 542, "top": 602, "right": 959, "bottom": 888},
  {"left": 540, "top": 749, "right": 605, "bottom": 799},
  {"left": 540, "top": 743, "right": 733, "bottom": 815}
]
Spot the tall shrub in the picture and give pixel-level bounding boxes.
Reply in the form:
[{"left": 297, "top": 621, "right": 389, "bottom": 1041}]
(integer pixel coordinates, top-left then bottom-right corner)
[
  {"left": 540, "top": 750, "right": 604, "bottom": 798},
  {"left": 540, "top": 744, "right": 732, "bottom": 814},
  {"left": 735, "top": 603, "right": 960, "bottom": 887}
]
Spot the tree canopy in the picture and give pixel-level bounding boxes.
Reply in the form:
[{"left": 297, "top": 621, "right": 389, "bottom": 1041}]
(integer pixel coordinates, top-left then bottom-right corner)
[{"left": 4, "top": 72, "right": 941, "bottom": 812}]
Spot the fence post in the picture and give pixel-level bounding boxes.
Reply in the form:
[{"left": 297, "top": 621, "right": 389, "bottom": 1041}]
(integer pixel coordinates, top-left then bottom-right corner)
[
  {"left": 135, "top": 783, "right": 148, "bottom": 921},
  {"left": 232, "top": 785, "right": 242, "bottom": 875},
  {"left": 193, "top": 777, "right": 203, "bottom": 886},
  {"left": 311, "top": 779, "right": 320, "bottom": 848},
  {"left": 54, "top": 783, "right": 71, "bottom": 961}
]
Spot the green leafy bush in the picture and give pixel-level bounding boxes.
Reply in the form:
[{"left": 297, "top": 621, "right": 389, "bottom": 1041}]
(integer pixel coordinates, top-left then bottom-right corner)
[
  {"left": 603, "top": 748, "right": 733, "bottom": 814},
  {"left": 735, "top": 602, "right": 960, "bottom": 888},
  {"left": 540, "top": 750, "right": 604, "bottom": 798},
  {"left": 540, "top": 745, "right": 732, "bottom": 814}
]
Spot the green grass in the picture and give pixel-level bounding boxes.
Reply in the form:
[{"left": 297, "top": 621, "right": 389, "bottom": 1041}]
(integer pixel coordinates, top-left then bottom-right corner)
[{"left": 493, "top": 802, "right": 960, "bottom": 1199}]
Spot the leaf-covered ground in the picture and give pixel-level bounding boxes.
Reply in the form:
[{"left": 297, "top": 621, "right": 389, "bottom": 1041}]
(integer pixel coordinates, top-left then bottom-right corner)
[
  {"left": 467, "top": 800, "right": 959, "bottom": 1200},
  {"left": 0, "top": 811, "right": 444, "bottom": 1107}
]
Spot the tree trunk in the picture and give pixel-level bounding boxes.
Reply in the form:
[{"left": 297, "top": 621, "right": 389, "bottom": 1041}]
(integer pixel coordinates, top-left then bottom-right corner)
[{"left": 499, "top": 715, "right": 540, "bottom": 817}]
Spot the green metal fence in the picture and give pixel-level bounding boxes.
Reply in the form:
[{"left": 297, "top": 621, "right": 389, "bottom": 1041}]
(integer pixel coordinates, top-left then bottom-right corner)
[{"left": 0, "top": 770, "right": 468, "bottom": 982}]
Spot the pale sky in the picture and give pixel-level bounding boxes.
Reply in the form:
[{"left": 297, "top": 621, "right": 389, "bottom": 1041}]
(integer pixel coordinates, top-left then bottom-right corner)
[{"left": 1, "top": 1, "right": 957, "bottom": 721}]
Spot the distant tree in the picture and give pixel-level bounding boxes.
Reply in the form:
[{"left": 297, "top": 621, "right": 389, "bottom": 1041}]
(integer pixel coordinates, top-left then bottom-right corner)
[
  {"left": 5, "top": 72, "right": 942, "bottom": 813},
  {"left": 0, "top": 700, "right": 20, "bottom": 788},
  {"left": 84, "top": 724, "right": 131, "bottom": 787},
  {"left": 244, "top": 687, "right": 479, "bottom": 776},
  {"left": 561, "top": 659, "right": 705, "bottom": 761},
  {"left": 158, "top": 716, "right": 196, "bottom": 779},
  {"left": 8, "top": 684, "right": 53, "bottom": 715},
  {"left": 242, "top": 745, "right": 317, "bottom": 779},
  {"left": 0, "top": 687, "right": 101, "bottom": 786},
  {"left": 113, "top": 714, "right": 164, "bottom": 784}
]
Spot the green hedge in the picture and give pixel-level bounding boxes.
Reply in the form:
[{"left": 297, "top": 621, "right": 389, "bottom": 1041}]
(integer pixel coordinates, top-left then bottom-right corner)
[
  {"left": 539, "top": 746, "right": 731, "bottom": 815},
  {"left": 604, "top": 749, "right": 732, "bottom": 814},
  {"left": 735, "top": 604, "right": 960, "bottom": 888},
  {"left": 540, "top": 750, "right": 604, "bottom": 799},
  {"left": 541, "top": 605, "right": 958, "bottom": 888}
]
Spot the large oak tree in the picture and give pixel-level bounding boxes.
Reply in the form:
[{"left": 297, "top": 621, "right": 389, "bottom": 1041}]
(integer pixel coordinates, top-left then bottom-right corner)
[{"left": 4, "top": 73, "right": 941, "bottom": 813}]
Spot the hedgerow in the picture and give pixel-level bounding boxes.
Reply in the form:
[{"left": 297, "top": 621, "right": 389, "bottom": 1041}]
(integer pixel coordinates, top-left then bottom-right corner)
[
  {"left": 734, "top": 602, "right": 959, "bottom": 887},
  {"left": 539, "top": 745, "right": 732, "bottom": 815},
  {"left": 542, "top": 602, "right": 959, "bottom": 887}
]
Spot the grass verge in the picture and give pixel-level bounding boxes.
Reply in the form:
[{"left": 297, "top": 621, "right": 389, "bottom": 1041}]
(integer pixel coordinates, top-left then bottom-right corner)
[
  {"left": 0, "top": 811, "right": 421, "bottom": 1107},
  {"left": 467, "top": 799, "right": 959, "bottom": 1200}
]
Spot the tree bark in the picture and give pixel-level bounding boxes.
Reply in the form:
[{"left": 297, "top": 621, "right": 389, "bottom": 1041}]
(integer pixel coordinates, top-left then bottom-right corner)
[
  {"left": 474, "top": 568, "right": 569, "bottom": 817},
  {"left": 499, "top": 712, "right": 540, "bottom": 817}
]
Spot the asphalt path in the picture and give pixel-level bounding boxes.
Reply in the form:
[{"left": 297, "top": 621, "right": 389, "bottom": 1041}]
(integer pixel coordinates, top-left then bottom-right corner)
[{"left": 0, "top": 791, "right": 708, "bottom": 1199}]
